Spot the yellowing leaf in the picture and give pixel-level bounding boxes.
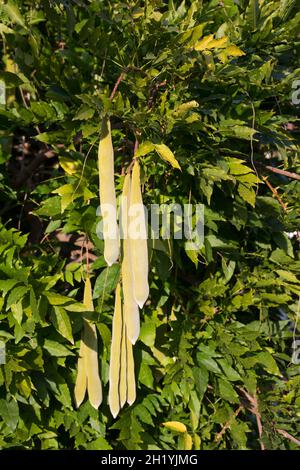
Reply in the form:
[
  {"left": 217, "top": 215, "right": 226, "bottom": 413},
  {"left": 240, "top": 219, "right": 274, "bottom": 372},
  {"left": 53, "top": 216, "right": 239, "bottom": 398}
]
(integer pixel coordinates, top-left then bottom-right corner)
[
  {"left": 53, "top": 184, "right": 80, "bottom": 212},
  {"left": 206, "top": 36, "right": 228, "bottom": 49},
  {"left": 151, "top": 11, "right": 162, "bottom": 22},
  {"left": 154, "top": 144, "right": 181, "bottom": 170},
  {"left": 59, "top": 156, "right": 82, "bottom": 176},
  {"left": 162, "top": 421, "right": 187, "bottom": 433},
  {"left": 194, "top": 34, "right": 214, "bottom": 51},
  {"left": 132, "top": 8, "right": 144, "bottom": 19},
  {"left": 225, "top": 45, "right": 245, "bottom": 57},
  {"left": 174, "top": 100, "right": 199, "bottom": 116},
  {"left": 217, "top": 51, "right": 228, "bottom": 63},
  {"left": 184, "top": 432, "right": 193, "bottom": 450},
  {"left": 135, "top": 141, "right": 155, "bottom": 158}
]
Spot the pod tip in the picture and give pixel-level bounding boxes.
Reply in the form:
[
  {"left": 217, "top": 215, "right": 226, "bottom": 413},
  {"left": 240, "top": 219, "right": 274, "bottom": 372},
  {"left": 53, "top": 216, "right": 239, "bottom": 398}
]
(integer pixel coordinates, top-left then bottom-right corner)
[
  {"left": 74, "top": 397, "right": 83, "bottom": 409},
  {"left": 128, "top": 334, "right": 139, "bottom": 345},
  {"left": 111, "top": 408, "right": 120, "bottom": 419},
  {"left": 127, "top": 397, "right": 136, "bottom": 406},
  {"left": 89, "top": 399, "right": 102, "bottom": 410}
]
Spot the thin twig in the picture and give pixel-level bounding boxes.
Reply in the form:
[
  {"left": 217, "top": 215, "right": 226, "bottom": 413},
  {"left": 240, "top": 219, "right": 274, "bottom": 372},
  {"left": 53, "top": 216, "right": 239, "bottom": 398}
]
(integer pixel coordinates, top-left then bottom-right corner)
[
  {"left": 246, "top": 90, "right": 259, "bottom": 194},
  {"left": 255, "top": 163, "right": 300, "bottom": 181},
  {"left": 276, "top": 428, "right": 300, "bottom": 446},
  {"left": 72, "top": 136, "right": 98, "bottom": 201},
  {"left": 264, "top": 165, "right": 300, "bottom": 181},
  {"left": 110, "top": 72, "right": 125, "bottom": 100},
  {"left": 262, "top": 176, "right": 288, "bottom": 211},
  {"left": 215, "top": 405, "right": 243, "bottom": 442},
  {"left": 238, "top": 388, "right": 265, "bottom": 450}
]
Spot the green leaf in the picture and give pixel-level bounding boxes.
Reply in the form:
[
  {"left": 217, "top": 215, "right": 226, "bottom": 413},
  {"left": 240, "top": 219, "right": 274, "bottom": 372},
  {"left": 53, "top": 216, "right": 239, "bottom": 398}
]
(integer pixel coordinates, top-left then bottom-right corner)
[
  {"left": 138, "top": 362, "right": 154, "bottom": 389},
  {"left": 193, "top": 364, "right": 209, "bottom": 401},
  {"left": 139, "top": 321, "right": 156, "bottom": 348},
  {"left": 218, "top": 378, "right": 239, "bottom": 403},
  {"left": 276, "top": 270, "right": 299, "bottom": 284},
  {"left": 246, "top": 0, "right": 260, "bottom": 30},
  {"left": 43, "top": 339, "right": 74, "bottom": 357},
  {"left": 97, "top": 323, "right": 111, "bottom": 348},
  {"left": 238, "top": 183, "right": 256, "bottom": 207},
  {"left": 217, "top": 359, "right": 241, "bottom": 382},
  {"left": 3, "top": 1, "right": 26, "bottom": 28},
  {"left": 86, "top": 437, "right": 112, "bottom": 450},
  {"left": 52, "top": 184, "right": 81, "bottom": 213},
  {"left": 45, "top": 220, "right": 61, "bottom": 234},
  {"left": 44, "top": 292, "right": 74, "bottom": 306},
  {"left": 73, "top": 104, "right": 95, "bottom": 121},
  {"left": 6, "top": 285, "right": 29, "bottom": 309},
  {"left": 93, "top": 265, "right": 120, "bottom": 299},
  {"left": 196, "top": 353, "right": 222, "bottom": 374},
  {"left": 50, "top": 307, "right": 74, "bottom": 344},
  {"left": 0, "top": 399, "right": 19, "bottom": 431},
  {"left": 0, "top": 279, "right": 20, "bottom": 296}
]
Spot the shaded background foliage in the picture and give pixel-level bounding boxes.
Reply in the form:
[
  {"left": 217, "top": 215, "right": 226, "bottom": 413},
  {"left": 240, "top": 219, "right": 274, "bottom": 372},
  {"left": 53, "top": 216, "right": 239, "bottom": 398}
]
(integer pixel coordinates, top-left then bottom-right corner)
[{"left": 0, "top": 0, "right": 299, "bottom": 450}]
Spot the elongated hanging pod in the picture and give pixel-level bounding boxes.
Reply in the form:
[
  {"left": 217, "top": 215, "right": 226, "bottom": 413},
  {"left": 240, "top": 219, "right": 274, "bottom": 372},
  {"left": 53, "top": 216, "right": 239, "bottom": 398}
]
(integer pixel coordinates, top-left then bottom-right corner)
[
  {"left": 74, "top": 333, "right": 87, "bottom": 408},
  {"left": 121, "top": 174, "right": 140, "bottom": 344},
  {"left": 129, "top": 160, "right": 149, "bottom": 308},
  {"left": 98, "top": 115, "right": 119, "bottom": 266},
  {"left": 119, "top": 310, "right": 127, "bottom": 408},
  {"left": 126, "top": 335, "right": 136, "bottom": 405},
  {"left": 109, "top": 283, "right": 122, "bottom": 418},
  {"left": 74, "top": 278, "right": 102, "bottom": 409}
]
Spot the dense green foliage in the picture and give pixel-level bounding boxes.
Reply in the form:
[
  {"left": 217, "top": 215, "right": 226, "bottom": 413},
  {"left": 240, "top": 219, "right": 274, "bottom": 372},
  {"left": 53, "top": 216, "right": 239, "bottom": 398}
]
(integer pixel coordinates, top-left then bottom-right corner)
[{"left": 0, "top": 0, "right": 299, "bottom": 450}]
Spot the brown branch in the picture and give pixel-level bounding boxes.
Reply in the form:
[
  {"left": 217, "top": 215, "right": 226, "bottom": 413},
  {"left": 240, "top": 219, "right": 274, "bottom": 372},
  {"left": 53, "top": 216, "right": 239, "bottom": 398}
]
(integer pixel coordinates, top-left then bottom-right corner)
[
  {"left": 276, "top": 428, "right": 300, "bottom": 447},
  {"left": 215, "top": 405, "right": 243, "bottom": 442},
  {"left": 109, "top": 66, "right": 147, "bottom": 101},
  {"left": 253, "top": 161, "right": 300, "bottom": 181},
  {"left": 110, "top": 72, "right": 125, "bottom": 101},
  {"left": 262, "top": 176, "right": 288, "bottom": 211},
  {"left": 238, "top": 388, "right": 265, "bottom": 450},
  {"left": 264, "top": 165, "right": 300, "bottom": 181}
]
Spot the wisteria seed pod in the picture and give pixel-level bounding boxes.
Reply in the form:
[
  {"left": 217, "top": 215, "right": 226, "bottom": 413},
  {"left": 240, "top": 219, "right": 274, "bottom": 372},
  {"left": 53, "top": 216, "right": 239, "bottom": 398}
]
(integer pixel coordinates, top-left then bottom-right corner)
[
  {"left": 98, "top": 116, "right": 119, "bottom": 266},
  {"left": 129, "top": 160, "right": 149, "bottom": 308}
]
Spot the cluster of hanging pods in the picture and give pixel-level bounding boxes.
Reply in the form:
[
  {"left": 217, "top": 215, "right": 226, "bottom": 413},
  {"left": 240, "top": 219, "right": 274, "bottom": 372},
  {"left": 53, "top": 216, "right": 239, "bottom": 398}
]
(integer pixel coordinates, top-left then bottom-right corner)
[{"left": 75, "top": 115, "right": 149, "bottom": 418}]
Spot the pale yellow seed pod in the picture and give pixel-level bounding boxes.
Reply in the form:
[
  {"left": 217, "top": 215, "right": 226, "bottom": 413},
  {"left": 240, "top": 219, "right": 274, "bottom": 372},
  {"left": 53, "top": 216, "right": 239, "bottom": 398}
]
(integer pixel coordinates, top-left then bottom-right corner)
[
  {"left": 121, "top": 174, "right": 140, "bottom": 344},
  {"left": 74, "top": 277, "right": 102, "bottom": 409},
  {"left": 98, "top": 116, "right": 119, "bottom": 266},
  {"left": 129, "top": 160, "right": 149, "bottom": 308},
  {"left": 74, "top": 334, "right": 87, "bottom": 408},
  {"left": 119, "top": 311, "right": 127, "bottom": 408},
  {"left": 126, "top": 335, "right": 136, "bottom": 405},
  {"left": 84, "top": 322, "right": 102, "bottom": 410},
  {"left": 84, "top": 278, "right": 102, "bottom": 409},
  {"left": 109, "top": 283, "right": 122, "bottom": 418},
  {"left": 162, "top": 421, "right": 187, "bottom": 433}
]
